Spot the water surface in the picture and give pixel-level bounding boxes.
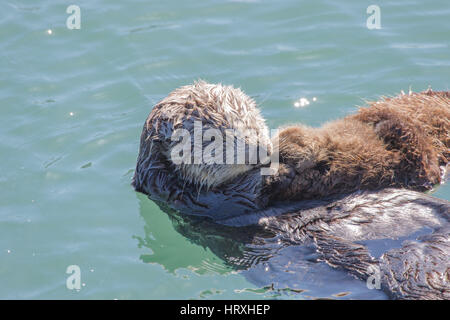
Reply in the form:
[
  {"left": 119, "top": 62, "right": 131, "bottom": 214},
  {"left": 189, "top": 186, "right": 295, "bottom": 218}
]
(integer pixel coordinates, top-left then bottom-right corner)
[{"left": 1, "top": 0, "right": 449, "bottom": 299}]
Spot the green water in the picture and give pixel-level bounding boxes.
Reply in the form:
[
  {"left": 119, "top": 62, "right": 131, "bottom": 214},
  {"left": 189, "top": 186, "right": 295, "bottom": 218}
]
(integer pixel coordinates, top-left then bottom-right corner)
[{"left": 1, "top": 0, "right": 449, "bottom": 299}]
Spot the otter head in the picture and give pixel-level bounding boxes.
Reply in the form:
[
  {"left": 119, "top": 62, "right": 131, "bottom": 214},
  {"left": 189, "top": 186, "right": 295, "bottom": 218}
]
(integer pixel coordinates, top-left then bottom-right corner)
[{"left": 134, "top": 81, "right": 273, "bottom": 193}]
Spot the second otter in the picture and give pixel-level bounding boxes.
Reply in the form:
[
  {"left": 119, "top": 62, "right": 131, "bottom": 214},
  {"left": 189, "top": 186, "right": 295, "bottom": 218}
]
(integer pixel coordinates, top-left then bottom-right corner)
[{"left": 271, "top": 90, "right": 449, "bottom": 201}]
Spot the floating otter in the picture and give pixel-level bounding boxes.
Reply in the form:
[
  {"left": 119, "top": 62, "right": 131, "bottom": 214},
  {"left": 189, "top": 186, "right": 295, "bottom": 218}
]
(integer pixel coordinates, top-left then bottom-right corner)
[{"left": 133, "top": 81, "right": 450, "bottom": 299}]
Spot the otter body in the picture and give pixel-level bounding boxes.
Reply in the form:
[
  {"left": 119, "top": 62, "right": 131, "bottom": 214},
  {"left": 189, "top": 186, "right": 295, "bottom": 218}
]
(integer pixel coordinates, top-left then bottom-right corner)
[
  {"left": 273, "top": 91, "right": 449, "bottom": 201},
  {"left": 133, "top": 82, "right": 450, "bottom": 299}
]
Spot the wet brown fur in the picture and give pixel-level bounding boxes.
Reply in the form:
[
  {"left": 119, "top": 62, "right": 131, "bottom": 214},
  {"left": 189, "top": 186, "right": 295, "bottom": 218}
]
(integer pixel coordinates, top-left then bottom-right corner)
[{"left": 269, "top": 90, "right": 450, "bottom": 201}]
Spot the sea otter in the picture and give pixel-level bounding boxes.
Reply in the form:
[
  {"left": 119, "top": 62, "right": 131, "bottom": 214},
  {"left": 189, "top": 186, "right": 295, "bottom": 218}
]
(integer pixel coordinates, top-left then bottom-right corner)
[{"left": 133, "top": 81, "right": 450, "bottom": 299}]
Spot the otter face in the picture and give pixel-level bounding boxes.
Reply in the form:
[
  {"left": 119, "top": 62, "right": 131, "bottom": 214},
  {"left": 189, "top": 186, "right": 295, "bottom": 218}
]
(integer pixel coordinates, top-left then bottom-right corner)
[{"left": 136, "top": 81, "right": 273, "bottom": 190}]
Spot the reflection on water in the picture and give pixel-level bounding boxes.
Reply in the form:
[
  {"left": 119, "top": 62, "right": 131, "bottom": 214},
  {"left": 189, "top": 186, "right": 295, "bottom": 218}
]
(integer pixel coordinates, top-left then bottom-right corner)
[
  {"left": 134, "top": 195, "right": 234, "bottom": 275},
  {"left": 136, "top": 194, "right": 388, "bottom": 299},
  {"left": 357, "top": 226, "right": 435, "bottom": 259}
]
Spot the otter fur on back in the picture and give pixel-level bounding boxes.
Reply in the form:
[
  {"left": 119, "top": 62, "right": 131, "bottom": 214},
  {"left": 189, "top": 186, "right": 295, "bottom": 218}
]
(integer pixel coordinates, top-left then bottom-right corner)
[{"left": 271, "top": 90, "right": 449, "bottom": 201}]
